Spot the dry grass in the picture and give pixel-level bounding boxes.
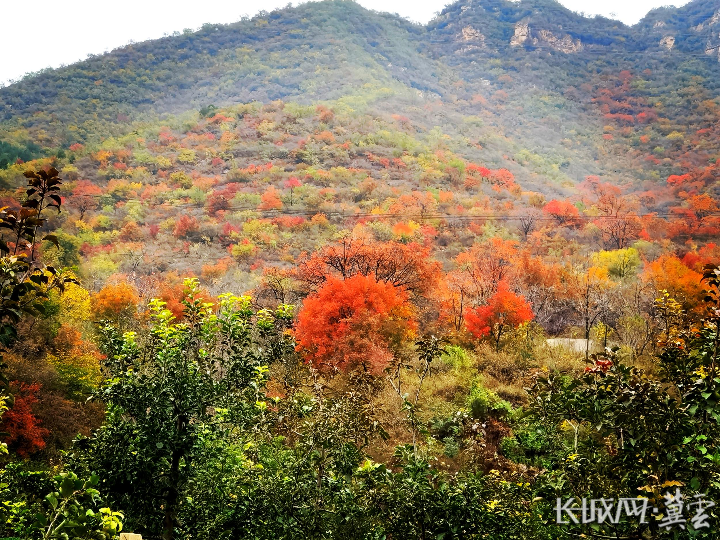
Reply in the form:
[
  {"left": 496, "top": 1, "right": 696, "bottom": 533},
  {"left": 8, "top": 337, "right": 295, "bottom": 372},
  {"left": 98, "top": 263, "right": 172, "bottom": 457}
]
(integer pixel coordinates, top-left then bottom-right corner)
[{"left": 533, "top": 342, "right": 587, "bottom": 374}]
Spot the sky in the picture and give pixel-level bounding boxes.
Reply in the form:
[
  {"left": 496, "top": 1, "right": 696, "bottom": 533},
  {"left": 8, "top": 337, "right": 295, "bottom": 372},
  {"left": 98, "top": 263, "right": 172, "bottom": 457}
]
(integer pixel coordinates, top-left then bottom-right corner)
[{"left": 0, "top": 0, "right": 692, "bottom": 86}]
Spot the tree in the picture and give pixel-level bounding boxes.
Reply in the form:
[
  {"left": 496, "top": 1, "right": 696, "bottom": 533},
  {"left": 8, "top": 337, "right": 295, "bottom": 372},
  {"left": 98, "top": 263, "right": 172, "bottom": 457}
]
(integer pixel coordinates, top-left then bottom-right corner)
[
  {"left": 517, "top": 209, "right": 541, "bottom": 240},
  {"left": 516, "top": 251, "right": 568, "bottom": 330},
  {"left": 295, "top": 274, "right": 415, "bottom": 374},
  {"left": 643, "top": 254, "right": 705, "bottom": 311},
  {"left": 118, "top": 221, "right": 143, "bottom": 242},
  {"left": 527, "top": 270, "right": 720, "bottom": 539},
  {"left": 76, "top": 280, "right": 292, "bottom": 540},
  {"left": 591, "top": 248, "right": 641, "bottom": 279},
  {"left": 581, "top": 177, "right": 641, "bottom": 249},
  {"left": 542, "top": 200, "right": 579, "bottom": 225},
  {"left": 464, "top": 282, "right": 533, "bottom": 351},
  {"left": 597, "top": 215, "right": 642, "bottom": 249},
  {"left": 172, "top": 215, "right": 199, "bottom": 239},
  {"left": 568, "top": 265, "right": 616, "bottom": 359},
  {"left": 453, "top": 237, "right": 519, "bottom": 306},
  {"left": 0, "top": 381, "right": 49, "bottom": 457},
  {"left": 259, "top": 186, "right": 283, "bottom": 211},
  {"left": 0, "top": 168, "right": 75, "bottom": 368},
  {"left": 296, "top": 237, "right": 439, "bottom": 300},
  {"left": 284, "top": 176, "right": 302, "bottom": 206},
  {"left": 29, "top": 472, "right": 123, "bottom": 540},
  {"left": 92, "top": 281, "right": 139, "bottom": 328},
  {"left": 68, "top": 181, "right": 102, "bottom": 220}
]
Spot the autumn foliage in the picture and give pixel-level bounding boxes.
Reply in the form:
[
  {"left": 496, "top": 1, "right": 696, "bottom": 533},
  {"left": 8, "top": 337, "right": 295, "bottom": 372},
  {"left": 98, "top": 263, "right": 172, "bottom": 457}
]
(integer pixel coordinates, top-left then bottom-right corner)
[
  {"left": 259, "top": 186, "right": 283, "bottom": 210},
  {"left": 296, "top": 238, "right": 440, "bottom": 299},
  {"left": 1, "top": 382, "right": 49, "bottom": 457},
  {"left": 92, "top": 281, "right": 140, "bottom": 323},
  {"left": 465, "top": 282, "right": 534, "bottom": 350},
  {"left": 294, "top": 274, "right": 415, "bottom": 374},
  {"left": 173, "top": 215, "right": 200, "bottom": 239},
  {"left": 642, "top": 254, "right": 705, "bottom": 310},
  {"left": 543, "top": 199, "right": 580, "bottom": 225}
]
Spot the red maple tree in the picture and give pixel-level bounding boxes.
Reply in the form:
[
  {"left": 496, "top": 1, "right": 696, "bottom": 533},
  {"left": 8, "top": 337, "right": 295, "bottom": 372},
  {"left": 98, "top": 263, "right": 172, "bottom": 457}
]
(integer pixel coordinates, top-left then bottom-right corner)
[{"left": 543, "top": 199, "right": 580, "bottom": 225}]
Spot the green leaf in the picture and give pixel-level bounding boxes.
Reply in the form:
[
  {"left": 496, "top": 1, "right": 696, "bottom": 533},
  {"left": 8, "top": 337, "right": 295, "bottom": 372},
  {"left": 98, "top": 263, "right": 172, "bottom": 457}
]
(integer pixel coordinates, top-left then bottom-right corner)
[{"left": 60, "top": 477, "right": 75, "bottom": 498}]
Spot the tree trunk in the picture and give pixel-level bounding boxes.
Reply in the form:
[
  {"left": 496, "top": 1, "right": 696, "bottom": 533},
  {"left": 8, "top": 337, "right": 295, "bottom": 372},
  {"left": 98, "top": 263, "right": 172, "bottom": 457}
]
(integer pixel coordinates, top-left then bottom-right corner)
[{"left": 162, "top": 449, "right": 181, "bottom": 540}]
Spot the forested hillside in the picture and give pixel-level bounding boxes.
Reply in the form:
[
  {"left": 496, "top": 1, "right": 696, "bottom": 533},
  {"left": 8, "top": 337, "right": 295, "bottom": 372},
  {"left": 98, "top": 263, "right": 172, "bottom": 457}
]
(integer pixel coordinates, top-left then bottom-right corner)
[{"left": 1, "top": 0, "right": 720, "bottom": 538}]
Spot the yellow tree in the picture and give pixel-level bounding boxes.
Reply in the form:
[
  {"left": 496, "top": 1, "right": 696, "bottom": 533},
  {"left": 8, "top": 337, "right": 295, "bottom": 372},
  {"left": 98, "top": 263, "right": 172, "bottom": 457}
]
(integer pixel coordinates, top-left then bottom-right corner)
[{"left": 568, "top": 265, "right": 616, "bottom": 359}]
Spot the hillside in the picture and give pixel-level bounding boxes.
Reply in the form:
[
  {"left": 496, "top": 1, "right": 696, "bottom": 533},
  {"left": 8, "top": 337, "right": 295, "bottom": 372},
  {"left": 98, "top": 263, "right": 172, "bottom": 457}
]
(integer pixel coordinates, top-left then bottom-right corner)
[
  {"left": 3, "top": 0, "right": 720, "bottom": 185},
  {"left": 1, "top": 3, "right": 720, "bottom": 538}
]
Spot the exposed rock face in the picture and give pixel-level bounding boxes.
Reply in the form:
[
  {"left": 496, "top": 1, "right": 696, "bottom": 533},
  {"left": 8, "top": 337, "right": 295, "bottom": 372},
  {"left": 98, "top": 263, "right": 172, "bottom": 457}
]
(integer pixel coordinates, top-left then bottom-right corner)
[
  {"left": 660, "top": 35, "right": 675, "bottom": 50},
  {"left": 707, "top": 45, "right": 720, "bottom": 62},
  {"left": 693, "top": 10, "right": 720, "bottom": 31},
  {"left": 536, "top": 29, "right": 583, "bottom": 53},
  {"left": 460, "top": 26, "right": 485, "bottom": 44},
  {"left": 510, "top": 22, "right": 529, "bottom": 47},
  {"left": 456, "top": 25, "right": 486, "bottom": 54},
  {"left": 509, "top": 22, "right": 581, "bottom": 53},
  {"left": 654, "top": 20, "right": 666, "bottom": 28}
]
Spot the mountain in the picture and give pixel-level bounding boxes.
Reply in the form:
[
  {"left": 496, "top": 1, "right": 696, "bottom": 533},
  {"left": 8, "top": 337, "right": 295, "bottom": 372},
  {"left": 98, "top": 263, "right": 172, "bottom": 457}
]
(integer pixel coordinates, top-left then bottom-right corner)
[
  {"left": 4, "top": 0, "right": 720, "bottom": 504},
  {"left": 0, "top": 0, "right": 719, "bottom": 284},
  {"left": 2, "top": 0, "right": 720, "bottom": 175}
]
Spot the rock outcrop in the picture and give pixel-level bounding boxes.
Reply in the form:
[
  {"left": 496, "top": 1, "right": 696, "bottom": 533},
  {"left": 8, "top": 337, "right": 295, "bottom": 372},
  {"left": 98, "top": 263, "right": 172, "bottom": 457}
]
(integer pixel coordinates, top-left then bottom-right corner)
[
  {"left": 509, "top": 21, "right": 581, "bottom": 53},
  {"left": 510, "top": 22, "right": 529, "bottom": 47},
  {"left": 460, "top": 26, "right": 485, "bottom": 44},
  {"left": 536, "top": 29, "right": 583, "bottom": 53},
  {"left": 660, "top": 36, "right": 675, "bottom": 50}
]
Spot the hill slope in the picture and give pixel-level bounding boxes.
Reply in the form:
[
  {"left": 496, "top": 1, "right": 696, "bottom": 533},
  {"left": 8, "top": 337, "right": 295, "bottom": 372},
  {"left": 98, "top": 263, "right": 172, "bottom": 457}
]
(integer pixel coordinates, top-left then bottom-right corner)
[{"left": 0, "top": 0, "right": 718, "bottom": 293}]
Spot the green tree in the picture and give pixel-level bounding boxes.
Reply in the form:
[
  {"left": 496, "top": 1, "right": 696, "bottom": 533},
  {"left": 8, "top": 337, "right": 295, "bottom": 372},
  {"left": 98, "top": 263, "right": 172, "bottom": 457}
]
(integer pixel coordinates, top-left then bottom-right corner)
[
  {"left": 0, "top": 168, "right": 75, "bottom": 361},
  {"left": 72, "top": 279, "right": 294, "bottom": 540}
]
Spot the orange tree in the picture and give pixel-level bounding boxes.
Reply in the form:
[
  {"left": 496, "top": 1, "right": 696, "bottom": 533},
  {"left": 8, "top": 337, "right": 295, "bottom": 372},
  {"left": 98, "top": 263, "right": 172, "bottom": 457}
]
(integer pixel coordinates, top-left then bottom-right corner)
[
  {"left": 294, "top": 274, "right": 415, "bottom": 375},
  {"left": 464, "top": 281, "right": 533, "bottom": 350},
  {"left": 92, "top": 281, "right": 139, "bottom": 329}
]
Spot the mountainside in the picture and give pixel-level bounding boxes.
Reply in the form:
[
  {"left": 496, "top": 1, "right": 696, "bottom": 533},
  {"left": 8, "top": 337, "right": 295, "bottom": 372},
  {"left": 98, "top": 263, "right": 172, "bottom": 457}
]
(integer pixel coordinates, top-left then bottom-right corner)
[
  {"left": 2, "top": 0, "right": 720, "bottom": 184},
  {"left": 0, "top": 0, "right": 719, "bottom": 291},
  {"left": 5, "top": 3, "right": 720, "bottom": 532}
]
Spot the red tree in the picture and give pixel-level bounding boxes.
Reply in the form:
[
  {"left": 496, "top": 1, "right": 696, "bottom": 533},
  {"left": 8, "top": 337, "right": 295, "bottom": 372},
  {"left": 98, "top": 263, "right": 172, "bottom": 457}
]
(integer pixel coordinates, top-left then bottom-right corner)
[
  {"left": 284, "top": 176, "right": 302, "bottom": 206},
  {"left": 296, "top": 238, "right": 440, "bottom": 300},
  {"left": 294, "top": 274, "right": 415, "bottom": 374},
  {"left": 68, "top": 180, "right": 102, "bottom": 220},
  {"left": 465, "top": 282, "right": 534, "bottom": 350},
  {"left": 173, "top": 215, "right": 199, "bottom": 239},
  {"left": 1, "top": 382, "right": 49, "bottom": 457},
  {"left": 543, "top": 199, "right": 580, "bottom": 225}
]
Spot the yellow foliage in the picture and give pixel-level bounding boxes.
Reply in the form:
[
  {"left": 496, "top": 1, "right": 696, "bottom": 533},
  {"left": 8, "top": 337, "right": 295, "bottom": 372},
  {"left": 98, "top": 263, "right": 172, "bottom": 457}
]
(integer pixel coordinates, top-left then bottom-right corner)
[
  {"left": 591, "top": 248, "right": 640, "bottom": 279},
  {"left": 59, "top": 283, "right": 92, "bottom": 326}
]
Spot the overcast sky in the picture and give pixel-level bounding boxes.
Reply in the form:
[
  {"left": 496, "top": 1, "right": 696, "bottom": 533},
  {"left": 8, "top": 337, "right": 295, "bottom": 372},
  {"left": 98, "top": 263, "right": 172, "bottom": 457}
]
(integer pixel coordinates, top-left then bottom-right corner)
[{"left": 1, "top": 0, "right": 692, "bottom": 86}]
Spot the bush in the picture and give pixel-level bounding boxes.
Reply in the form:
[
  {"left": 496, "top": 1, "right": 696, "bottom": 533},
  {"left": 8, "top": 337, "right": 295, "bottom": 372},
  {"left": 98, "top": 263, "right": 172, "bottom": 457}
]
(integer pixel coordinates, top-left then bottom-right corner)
[{"left": 467, "top": 381, "right": 512, "bottom": 420}]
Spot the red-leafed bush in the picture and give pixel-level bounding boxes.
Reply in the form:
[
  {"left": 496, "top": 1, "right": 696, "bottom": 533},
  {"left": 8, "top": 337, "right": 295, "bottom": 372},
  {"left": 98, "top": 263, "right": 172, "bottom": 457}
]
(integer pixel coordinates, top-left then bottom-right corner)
[
  {"left": 543, "top": 199, "right": 580, "bottom": 225},
  {"left": 173, "top": 215, "right": 200, "bottom": 239}
]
